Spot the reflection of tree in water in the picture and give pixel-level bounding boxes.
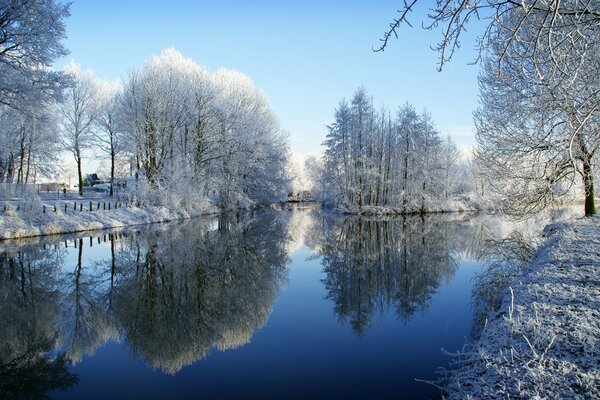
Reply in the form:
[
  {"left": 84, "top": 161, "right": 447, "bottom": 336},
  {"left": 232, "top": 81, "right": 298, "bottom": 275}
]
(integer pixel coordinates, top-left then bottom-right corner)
[
  {"left": 0, "top": 245, "right": 79, "bottom": 399},
  {"left": 0, "top": 209, "right": 289, "bottom": 395},
  {"left": 113, "top": 210, "right": 289, "bottom": 374},
  {"left": 470, "top": 231, "right": 536, "bottom": 337},
  {"left": 315, "top": 214, "right": 458, "bottom": 335},
  {"left": 57, "top": 237, "right": 119, "bottom": 364}
]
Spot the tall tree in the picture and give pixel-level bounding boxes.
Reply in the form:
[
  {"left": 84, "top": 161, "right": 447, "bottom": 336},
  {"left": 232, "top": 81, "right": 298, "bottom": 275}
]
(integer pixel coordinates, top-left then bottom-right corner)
[
  {"left": 0, "top": 104, "right": 59, "bottom": 184},
  {"left": 59, "top": 61, "right": 103, "bottom": 196},
  {"left": 474, "top": 11, "right": 600, "bottom": 216},
  {"left": 93, "top": 86, "right": 128, "bottom": 197},
  {"left": 0, "top": 0, "right": 71, "bottom": 107},
  {"left": 320, "top": 88, "right": 459, "bottom": 211}
]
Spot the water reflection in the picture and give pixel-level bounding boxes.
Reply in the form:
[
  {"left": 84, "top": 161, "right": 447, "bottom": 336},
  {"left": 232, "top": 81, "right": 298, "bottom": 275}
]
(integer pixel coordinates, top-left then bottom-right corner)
[
  {"left": 113, "top": 212, "right": 289, "bottom": 374},
  {"left": 470, "top": 231, "right": 536, "bottom": 337},
  {"left": 0, "top": 243, "right": 79, "bottom": 399},
  {"left": 0, "top": 206, "right": 579, "bottom": 399},
  {"left": 310, "top": 213, "right": 460, "bottom": 335},
  {"left": 466, "top": 207, "right": 582, "bottom": 338},
  {"left": 0, "top": 209, "right": 290, "bottom": 389}
]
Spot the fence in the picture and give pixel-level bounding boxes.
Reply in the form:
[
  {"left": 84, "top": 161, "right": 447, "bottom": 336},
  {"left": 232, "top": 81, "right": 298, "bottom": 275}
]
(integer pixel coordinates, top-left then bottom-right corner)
[{"left": 2, "top": 200, "right": 132, "bottom": 214}]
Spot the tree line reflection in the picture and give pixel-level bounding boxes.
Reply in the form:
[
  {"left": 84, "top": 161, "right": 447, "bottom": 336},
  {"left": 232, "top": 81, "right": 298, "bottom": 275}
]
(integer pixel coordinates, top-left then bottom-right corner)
[
  {"left": 0, "top": 210, "right": 290, "bottom": 397},
  {"left": 309, "top": 213, "right": 461, "bottom": 335}
]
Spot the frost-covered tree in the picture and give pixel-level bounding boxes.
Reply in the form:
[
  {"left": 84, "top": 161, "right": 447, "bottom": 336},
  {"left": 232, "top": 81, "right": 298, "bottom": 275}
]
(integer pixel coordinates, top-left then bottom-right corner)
[
  {"left": 0, "top": 0, "right": 71, "bottom": 107},
  {"left": 58, "top": 61, "right": 103, "bottom": 196},
  {"left": 119, "top": 48, "right": 290, "bottom": 209},
  {"left": 320, "top": 87, "right": 467, "bottom": 212},
  {"left": 0, "top": 104, "right": 59, "bottom": 184},
  {"left": 440, "top": 135, "right": 463, "bottom": 200},
  {"left": 474, "top": 8, "right": 600, "bottom": 216},
  {"left": 304, "top": 154, "right": 325, "bottom": 200},
  {"left": 93, "top": 83, "right": 128, "bottom": 197},
  {"left": 377, "top": 1, "right": 599, "bottom": 74}
]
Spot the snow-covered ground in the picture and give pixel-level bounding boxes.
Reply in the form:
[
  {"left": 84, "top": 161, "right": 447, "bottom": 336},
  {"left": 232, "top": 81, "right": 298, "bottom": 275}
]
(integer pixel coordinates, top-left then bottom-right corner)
[
  {"left": 0, "top": 200, "right": 218, "bottom": 239},
  {"left": 336, "top": 200, "right": 476, "bottom": 216},
  {"left": 444, "top": 217, "right": 600, "bottom": 399}
]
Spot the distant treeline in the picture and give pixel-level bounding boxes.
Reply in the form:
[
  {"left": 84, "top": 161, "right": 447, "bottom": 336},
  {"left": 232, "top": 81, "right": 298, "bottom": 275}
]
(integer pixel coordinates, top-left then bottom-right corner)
[{"left": 313, "top": 87, "right": 472, "bottom": 212}]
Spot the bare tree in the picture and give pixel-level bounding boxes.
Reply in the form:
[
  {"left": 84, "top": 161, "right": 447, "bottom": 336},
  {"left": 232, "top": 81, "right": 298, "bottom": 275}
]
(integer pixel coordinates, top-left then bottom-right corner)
[
  {"left": 474, "top": 14, "right": 599, "bottom": 216},
  {"left": 376, "top": 1, "right": 600, "bottom": 73},
  {"left": 59, "top": 61, "right": 103, "bottom": 196},
  {"left": 93, "top": 90, "right": 128, "bottom": 197}
]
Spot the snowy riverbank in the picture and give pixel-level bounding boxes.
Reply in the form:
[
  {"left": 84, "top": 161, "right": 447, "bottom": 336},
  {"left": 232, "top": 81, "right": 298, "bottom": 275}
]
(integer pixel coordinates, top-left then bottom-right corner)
[
  {"left": 335, "top": 200, "right": 476, "bottom": 216},
  {"left": 444, "top": 217, "right": 600, "bottom": 399},
  {"left": 0, "top": 203, "right": 219, "bottom": 240}
]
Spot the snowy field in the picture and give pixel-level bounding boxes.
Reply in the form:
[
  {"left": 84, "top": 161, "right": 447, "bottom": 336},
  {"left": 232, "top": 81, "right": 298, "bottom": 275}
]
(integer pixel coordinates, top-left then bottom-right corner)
[{"left": 444, "top": 217, "right": 600, "bottom": 399}]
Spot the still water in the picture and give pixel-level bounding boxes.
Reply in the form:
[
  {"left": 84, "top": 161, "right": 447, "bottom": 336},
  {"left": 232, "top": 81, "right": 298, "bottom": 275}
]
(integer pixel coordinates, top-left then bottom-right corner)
[{"left": 0, "top": 205, "right": 579, "bottom": 399}]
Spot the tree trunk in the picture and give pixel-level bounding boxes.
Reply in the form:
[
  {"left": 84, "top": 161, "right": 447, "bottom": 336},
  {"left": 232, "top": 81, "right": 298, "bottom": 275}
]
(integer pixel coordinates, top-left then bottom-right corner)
[
  {"left": 582, "top": 158, "right": 596, "bottom": 216},
  {"left": 6, "top": 153, "right": 14, "bottom": 183},
  {"left": 76, "top": 149, "right": 83, "bottom": 197},
  {"left": 24, "top": 141, "right": 32, "bottom": 184},
  {"left": 17, "top": 134, "right": 26, "bottom": 184},
  {"left": 402, "top": 138, "right": 409, "bottom": 208},
  {"left": 110, "top": 147, "right": 115, "bottom": 197}
]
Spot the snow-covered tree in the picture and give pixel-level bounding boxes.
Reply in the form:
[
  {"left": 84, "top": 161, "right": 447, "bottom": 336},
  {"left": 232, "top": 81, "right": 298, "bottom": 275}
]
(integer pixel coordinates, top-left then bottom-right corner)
[
  {"left": 0, "top": 0, "right": 71, "bottom": 107},
  {"left": 58, "top": 61, "right": 104, "bottom": 196},
  {"left": 118, "top": 48, "right": 290, "bottom": 209},
  {"left": 93, "top": 82, "right": 128, "bottom": 196},
  {"left": 0, "top": 103, "right": 59, "bottom": 184},
  {"left": 474, "top": 8, "right": 600, "bottom": 216},
  {"left": 440, "top": 135, "right": 463, "bottom": 200},
  {"left": 320, "top": 88, "right": 467, "bottom": 211}
]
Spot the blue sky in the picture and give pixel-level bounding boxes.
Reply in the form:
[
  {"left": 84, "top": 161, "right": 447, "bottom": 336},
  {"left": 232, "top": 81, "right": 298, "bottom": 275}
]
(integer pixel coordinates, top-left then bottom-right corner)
[{"left": 57, "top": 0, "right": 482, "bottom": 156}]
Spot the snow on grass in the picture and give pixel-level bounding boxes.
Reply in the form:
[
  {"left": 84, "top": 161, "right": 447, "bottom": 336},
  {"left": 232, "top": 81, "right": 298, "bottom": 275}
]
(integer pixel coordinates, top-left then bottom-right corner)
[
  {"left": 442, "top": 217, "right": 600, "bottom": 399},
  {"left": 0, "top": 203, "right": 219, "bottom": 239},
  {"left": 336, "top": 200, "right": 476, "bottom": 216}
]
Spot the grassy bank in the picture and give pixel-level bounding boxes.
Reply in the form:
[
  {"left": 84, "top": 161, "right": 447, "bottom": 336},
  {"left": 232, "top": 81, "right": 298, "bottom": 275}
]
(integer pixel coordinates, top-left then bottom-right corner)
[{"left": 443, "top": 217, "right": 600, "bottom": 399}]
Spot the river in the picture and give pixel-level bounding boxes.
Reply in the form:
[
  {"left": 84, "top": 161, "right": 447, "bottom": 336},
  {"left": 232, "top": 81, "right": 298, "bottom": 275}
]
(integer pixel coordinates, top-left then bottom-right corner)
[{"left": 0, "top": 205, "right": 580, "bottom": 399}]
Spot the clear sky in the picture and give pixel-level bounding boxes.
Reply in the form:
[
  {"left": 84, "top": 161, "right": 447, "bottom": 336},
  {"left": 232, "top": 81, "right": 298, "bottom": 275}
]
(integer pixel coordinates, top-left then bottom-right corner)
[{"left": 56, "top": 0, "right": 482, "bottom": 156}]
